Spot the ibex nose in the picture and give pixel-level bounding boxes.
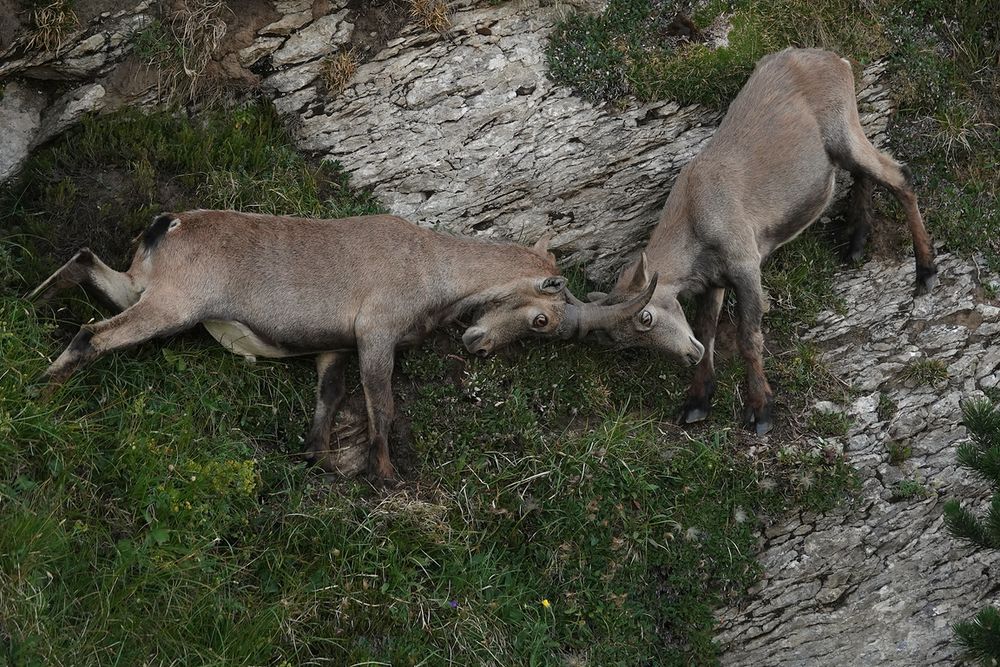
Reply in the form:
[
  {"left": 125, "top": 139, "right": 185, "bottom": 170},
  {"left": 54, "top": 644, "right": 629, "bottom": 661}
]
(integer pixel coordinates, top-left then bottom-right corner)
[{"left": 462, "top": 327, "right": 492, "bottom": 357}]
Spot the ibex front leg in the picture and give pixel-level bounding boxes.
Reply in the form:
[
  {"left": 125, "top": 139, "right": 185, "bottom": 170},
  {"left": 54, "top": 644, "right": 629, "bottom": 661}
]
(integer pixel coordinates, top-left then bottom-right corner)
[
  {"left": 732, "top": 268, "right": 774, "bottom": 436},
  {"left": 358, "top": 339, "right": 398, "bottom": 483},
  {"left": 680, "top": 286, "right": 726, "bottom": 424},
  {"left": 44, "top": 296, "right": 195, "bottom": 391}
]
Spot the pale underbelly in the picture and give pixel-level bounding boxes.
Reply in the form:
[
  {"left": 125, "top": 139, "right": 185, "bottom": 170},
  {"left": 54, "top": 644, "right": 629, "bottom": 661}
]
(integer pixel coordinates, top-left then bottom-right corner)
[
  {"left": 201, "top": 319, "right": 431, "bottom": 361},
  {"left": 202, "top": 319, "right": 302, "bottom": 360}
]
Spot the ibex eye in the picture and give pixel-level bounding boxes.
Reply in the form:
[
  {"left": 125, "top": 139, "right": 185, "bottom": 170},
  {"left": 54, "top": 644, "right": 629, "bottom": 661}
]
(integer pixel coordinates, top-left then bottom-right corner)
[
  {"left": 533, "top": 314, "right": 548, "bottom": 328},
  {"left": 640, "top": 310, "right": 653, "bottom": 326}
]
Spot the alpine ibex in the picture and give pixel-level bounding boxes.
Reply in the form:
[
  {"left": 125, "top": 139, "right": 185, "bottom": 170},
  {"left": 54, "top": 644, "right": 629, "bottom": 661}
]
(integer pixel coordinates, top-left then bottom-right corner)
[
  {"left": 580, "top": 48, "right": 936, "bottom": 434},
  {"left": 30, "top": 210, "right": 654, "bottom": 481}
]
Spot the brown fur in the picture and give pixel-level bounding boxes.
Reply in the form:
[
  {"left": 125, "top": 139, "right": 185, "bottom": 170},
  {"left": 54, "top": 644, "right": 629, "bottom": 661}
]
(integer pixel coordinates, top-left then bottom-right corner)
[{"left": 595, "top": 48, "right": 937, "bottom": 434}]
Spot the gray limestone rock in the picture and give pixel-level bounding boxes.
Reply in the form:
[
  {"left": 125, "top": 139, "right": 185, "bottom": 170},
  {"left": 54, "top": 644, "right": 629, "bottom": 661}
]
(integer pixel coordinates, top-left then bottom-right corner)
[
  {"left": 716, "top": 253, "right": 1000, "bottom": 665},
  {"left": 0, "top": 80, "right": 46, "bottom": 182}
]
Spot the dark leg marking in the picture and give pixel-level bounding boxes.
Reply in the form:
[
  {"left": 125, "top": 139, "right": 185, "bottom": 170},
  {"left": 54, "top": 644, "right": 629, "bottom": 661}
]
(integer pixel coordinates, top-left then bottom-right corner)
[
  {"left": 835, "top": 131, "right": 936, "bottom": 295},
  {"left": 358, "top": 341, "right": 398, "bottom": 484},
  {"left": 305, "top": 351, "right": 349, "bottom": 468},
  {"left": 843, "top": 173, "right": 874, "bottom": 264},
  {"left": 680, "top": 287, "right": 725, "bottom": 425},
  {"left": 27, "top": 248, "right": 139, "bottom": 311},
  {"left": 732, "top": 270, "right": 774, "bottom": 436},
  {"left": 41, "top": 297, "right": 195, "bottom": 393}
]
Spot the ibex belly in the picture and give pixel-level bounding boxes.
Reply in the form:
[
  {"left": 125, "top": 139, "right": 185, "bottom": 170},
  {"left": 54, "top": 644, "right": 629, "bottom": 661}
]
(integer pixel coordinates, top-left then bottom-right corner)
[
  {"left": 202, "top": 320, "right": 299, "bottom": 360},
  {"left": 761, "top": 171, "right": 836, "bottom": 257}
]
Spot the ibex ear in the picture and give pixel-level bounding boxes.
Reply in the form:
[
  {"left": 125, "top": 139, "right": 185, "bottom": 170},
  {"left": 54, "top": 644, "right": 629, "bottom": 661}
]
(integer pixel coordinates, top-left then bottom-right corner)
[
  {"left": 532, "top": 233, "right": 557, "bottom": 266},
  {"left": 532, "top": 233, "right": 552, "bottom": 256},
  {"left": 538, "top": 276, "right": 567, "bottom": 294},
  {"left": 625, "top": 252, "right": 651, "bottom": 292}
]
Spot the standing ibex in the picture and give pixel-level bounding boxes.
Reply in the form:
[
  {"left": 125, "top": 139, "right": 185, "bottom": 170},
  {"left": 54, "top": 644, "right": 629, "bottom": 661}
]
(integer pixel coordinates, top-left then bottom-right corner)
[
  {"left": 30, "top": 210, "right": 654, "bottom": 481},
  {"left": 580, "top": 48, "right": 936, "bottom": 434}
]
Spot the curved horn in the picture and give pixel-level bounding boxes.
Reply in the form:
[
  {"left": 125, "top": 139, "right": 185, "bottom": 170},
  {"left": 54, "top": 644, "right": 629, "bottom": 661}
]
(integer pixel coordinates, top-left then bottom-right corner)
[
  {"left": 563, "top": 286, "right": 587, "bottom": 307},
  {"left": 559, "top": 273, "right": 659, "bottom": 339}
]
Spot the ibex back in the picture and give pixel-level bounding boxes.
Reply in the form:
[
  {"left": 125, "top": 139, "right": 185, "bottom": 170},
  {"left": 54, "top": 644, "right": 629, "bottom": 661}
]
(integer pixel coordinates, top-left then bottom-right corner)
[
  {"left": 31, "top": 210, "right": 654, "bottom": 480},
  {"left": 579, "top": 48, "right": 936, "bottom": 434}
]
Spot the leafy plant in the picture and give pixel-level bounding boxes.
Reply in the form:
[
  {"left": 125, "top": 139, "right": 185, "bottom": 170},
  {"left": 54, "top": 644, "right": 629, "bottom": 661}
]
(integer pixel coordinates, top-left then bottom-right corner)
[{"left": 944, "top": 398, "right": 1000, "bottom": 664}]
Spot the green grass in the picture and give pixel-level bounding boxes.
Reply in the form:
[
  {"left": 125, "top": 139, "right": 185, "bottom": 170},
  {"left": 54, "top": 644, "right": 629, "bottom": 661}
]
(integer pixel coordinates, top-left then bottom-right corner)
[
  {"left": 0, "top": 104, "right": 856, "bottom": 664},
  {"left": 877, "top": 392, "right": 898, "bottom": 422},
  {"left": 891, "top": 479, "right": 929, "bottom": 501},
  {"left": 807, "top": 409, "right": 851, "bottom": 438},
  {"left": 883, "top": 0, "right": 1000, "bottom": 271},
  {"left": 547, "top": 0, "right": 889, "bottom": 109},
  {"left": 887, "top": 441, "right": 911, "bottom": 465},
  {"left": 900, "top": 358, "right": 949, "bottom": 387}
]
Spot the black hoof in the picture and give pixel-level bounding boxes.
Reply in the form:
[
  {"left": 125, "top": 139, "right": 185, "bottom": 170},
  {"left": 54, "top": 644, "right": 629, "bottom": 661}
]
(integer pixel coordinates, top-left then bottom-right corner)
[
  {"left": 31, "top": 372, "right": 61, "bottom": 402},
  {"left": 27, "top": 381, "right": 44, "bottom": 401},
  {"left": 915, "top": 265, "right": 938, "bottom": 296},
  {"left": 300, "top": 444, "right": 318, "bottom": 464},
  {"left": 679, "top": 395, "right": 712, "bottom": 425},
  {"left": 842, "top": 244, "right": 865, "bottom": 265},
  {"left": 369, "top": 469, "right": 400, "bottom": 489},
  {"left": 742, "top": 398, "right": 774, "bottom": 436}
]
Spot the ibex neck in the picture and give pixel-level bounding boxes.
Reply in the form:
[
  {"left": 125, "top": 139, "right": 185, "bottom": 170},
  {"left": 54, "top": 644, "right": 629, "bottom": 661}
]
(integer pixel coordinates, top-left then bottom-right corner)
[
  {"left": 643, "top": 199, "right": 701, "bottom": 294},
  {"left": 428, "top": 232, "right": 554, "bottom": 314}
]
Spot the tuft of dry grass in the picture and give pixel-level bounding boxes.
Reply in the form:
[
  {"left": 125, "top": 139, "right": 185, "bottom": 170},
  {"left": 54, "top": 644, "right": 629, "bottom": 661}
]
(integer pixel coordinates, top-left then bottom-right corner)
[
  {"left": 924, "top": 103, "right": 997, "bottom": 161},
  {"left": 168, "top": 0, "right": 229, "bottom": 100},
  {"left": 409, "top": 0, "right": 451, "bottom": 33},
  {"left": 132, "top": 0, "right": 231, "bottom": 105},
  {"left": 24, "top": 0, "right": 79, "bottom": 54},
  {"left": 321, "top": 48, "right": 359, "bottom": 96}
]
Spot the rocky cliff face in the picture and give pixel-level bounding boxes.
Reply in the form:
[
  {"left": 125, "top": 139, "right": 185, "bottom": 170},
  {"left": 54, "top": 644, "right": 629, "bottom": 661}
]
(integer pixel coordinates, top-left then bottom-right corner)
[
  {"left": 0, "top": 0, "right": 892, "bottom": 281},
  {"left": 717, "top": 253, "right": 1000, "bottom": 665}
]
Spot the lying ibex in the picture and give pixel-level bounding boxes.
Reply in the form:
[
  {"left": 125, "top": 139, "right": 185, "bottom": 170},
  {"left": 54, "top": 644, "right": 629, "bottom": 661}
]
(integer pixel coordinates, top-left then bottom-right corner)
[
  {"left": 582, "top": 48, "right": 936, "bottom": 434},
  {"left": 30, "top": 210, "right": 654, "bottom": 481}
]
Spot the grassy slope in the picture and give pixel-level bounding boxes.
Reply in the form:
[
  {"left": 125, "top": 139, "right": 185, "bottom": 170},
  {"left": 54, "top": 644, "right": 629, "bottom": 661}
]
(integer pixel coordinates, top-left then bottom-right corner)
[{"left": 0, "top": 102, "right": 855, "bottom": 665}]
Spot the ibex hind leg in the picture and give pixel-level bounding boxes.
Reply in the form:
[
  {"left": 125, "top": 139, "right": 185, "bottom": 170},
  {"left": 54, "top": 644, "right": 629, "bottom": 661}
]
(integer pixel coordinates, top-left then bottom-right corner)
[
  {"left": 842, "top": 173, "right": 874, "bottom": 264},
  {"left": 304, "top": 351, "right": 350, "bottom": 469},
  {"left": 27, "top": 248, "right": 140, "bottom": 311},
  {"left": 836, "top": 129, "right": 937, "bottom": 294}
]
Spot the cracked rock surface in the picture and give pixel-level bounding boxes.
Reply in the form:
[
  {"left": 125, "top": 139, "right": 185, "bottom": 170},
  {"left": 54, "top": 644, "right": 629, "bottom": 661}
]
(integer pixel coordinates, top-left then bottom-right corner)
[{"left": 716, "top": 253, "right": 1000, "bottom": 665}]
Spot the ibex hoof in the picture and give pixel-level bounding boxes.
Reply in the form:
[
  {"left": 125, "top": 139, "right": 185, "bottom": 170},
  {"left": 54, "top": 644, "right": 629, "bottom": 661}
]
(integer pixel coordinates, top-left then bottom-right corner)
[
  {"left": 31, "top": 373, "right": 61, "bottom": 402},
  {"left": 914, "top": 265, "right": 938, "bottom": 296},
  {"left": 679, "top": 397, "right": 711, "bottom": 425},
  {"left": 843, "top": 245, "right": 865, "bottom": 265},
  {"left": 371, "top": 471, "right": 400, "bottom": 489},
  {"left": 753, "top": 418, "right": 773, "bottom": 436},
  {"left": 743, "top": 399, "right": 774, "bottom": 436}
]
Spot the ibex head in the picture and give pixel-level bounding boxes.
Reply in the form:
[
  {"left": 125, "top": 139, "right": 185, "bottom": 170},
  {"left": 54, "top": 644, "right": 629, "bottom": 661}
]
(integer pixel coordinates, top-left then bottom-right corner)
[{"left": 579, "top": 253, "right": 704, "bottom": 366}]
